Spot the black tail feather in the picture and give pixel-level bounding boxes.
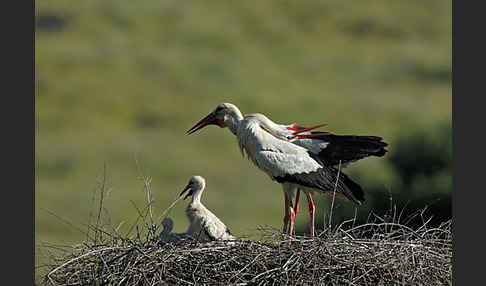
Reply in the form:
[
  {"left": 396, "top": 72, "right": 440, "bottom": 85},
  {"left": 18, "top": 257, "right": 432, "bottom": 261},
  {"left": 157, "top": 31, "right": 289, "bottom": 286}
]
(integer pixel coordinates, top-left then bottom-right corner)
[
  {"left": 314, "top": 134, "right": 388, "bottom": 166},
  {"left": 319, "top": 165, "right": 365, "bottom": 204},
  {"left": 338, "top": 170, "right": 365, "bottom": 204}
]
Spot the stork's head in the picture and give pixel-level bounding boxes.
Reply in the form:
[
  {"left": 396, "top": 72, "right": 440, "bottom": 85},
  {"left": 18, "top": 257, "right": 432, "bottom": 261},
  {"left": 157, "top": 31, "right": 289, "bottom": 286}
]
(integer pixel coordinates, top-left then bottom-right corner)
[
  {"left": 179, "top": 175, "right": 206, "bottom": 200},
  {"left": 187, "top": 103, "right": 243, "bottom": 135},
  {"left": 161, "top": 217, "right": 174, "bottom": 233}
]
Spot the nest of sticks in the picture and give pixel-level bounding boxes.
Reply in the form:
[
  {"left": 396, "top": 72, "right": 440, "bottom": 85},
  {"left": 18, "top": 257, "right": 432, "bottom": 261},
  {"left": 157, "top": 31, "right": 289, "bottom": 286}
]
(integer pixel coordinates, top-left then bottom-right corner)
[{"left": 40, "top": 217, "right": 451, "bottom": 285}]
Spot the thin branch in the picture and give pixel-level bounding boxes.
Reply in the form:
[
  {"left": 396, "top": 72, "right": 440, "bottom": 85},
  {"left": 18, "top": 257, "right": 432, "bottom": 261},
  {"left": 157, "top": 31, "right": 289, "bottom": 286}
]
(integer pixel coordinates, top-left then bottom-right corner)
[
  {"left": 328, "top": 160, "right": 342, "bottom": 229},
  {"left": 95, "top": 162, "right": 107, "bottom": 244}
]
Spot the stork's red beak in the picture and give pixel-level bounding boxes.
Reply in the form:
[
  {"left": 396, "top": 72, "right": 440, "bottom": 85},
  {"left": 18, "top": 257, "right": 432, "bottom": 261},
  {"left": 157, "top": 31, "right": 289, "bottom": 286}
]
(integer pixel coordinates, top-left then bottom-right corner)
[
  {"left": 186, "top": 112, "right": 222, "bottom": 134},
  {"left": 186, "top": 112, "right": 216, "bottom": 134}
]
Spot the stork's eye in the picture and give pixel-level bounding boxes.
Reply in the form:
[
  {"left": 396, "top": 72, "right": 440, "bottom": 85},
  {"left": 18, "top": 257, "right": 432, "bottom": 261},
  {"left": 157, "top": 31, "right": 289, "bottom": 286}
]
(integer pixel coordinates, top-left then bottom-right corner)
[{"left": 215, "top": 106, "right": 224, "bottom": 112}]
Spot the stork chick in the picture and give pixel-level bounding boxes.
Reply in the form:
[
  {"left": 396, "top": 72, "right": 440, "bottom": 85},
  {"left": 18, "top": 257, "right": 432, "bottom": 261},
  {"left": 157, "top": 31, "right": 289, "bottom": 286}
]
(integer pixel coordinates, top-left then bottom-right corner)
[
  {"left": 158, "top": 217, "right": 189, "bottom": 243},
  {"left": 179, "top": 176, "right": 235, "bottom": 242}
]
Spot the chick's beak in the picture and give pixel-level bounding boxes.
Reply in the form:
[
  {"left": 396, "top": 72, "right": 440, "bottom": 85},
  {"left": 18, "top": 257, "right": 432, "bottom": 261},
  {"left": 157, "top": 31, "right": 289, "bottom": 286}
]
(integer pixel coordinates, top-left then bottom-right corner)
[{"left": 179, "top": 184, "right": 193, "bottom": 200}]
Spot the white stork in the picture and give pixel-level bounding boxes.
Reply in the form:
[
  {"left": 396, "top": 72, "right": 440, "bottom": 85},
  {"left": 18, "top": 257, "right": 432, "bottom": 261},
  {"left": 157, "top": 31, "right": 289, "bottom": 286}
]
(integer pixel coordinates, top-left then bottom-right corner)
[
  {"left": 158, "top": 217, "right": 189, "bottom": 243},
  {"left": 179, "top": 176, "right": 235, "bottom": 242},
  {"left": 187, "top": 103, "right": 388, "bottom": 236},
  {"left": 159, "top": 217, "right": 175, "bottom": 240}
]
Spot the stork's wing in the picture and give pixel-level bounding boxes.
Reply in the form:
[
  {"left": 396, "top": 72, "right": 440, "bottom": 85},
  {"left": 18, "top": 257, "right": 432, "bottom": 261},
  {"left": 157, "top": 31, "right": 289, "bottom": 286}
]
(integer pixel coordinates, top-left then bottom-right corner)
[
  {"left": 200, "top": 212, "right": 234, "bottom": 241},
  {"left": 255, "top": 150, "right": 322, "bottom": 177},
  {"left": 293, "top": 134, "right": 388, "bottom": 166},
  {"left": 254, "top": 149, "right": 364, "bottom": 204}
]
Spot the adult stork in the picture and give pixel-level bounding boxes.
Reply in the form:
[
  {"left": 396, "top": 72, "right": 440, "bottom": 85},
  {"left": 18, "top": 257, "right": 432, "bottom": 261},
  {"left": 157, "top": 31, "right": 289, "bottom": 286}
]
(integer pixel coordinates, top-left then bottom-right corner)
[
  {"left": 179, "top": 176, "right": 235, "bottom": 242},
  {"left": 187, "top": 103, "right": 388, "bottom": 236}
]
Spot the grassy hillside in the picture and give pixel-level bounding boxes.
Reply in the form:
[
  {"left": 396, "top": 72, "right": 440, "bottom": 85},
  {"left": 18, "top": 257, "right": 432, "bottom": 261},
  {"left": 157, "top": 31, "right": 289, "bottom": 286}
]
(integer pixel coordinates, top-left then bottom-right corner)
[{"left": 35, "top": 0, "right": 451, "bottom": 280}]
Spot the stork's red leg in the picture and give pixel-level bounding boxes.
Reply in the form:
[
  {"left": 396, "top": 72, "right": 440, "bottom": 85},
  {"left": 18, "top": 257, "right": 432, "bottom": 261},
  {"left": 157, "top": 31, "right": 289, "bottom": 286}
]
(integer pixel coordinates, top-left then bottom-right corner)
[
  {"left": 283, "top": 192, "right": 296, "bottom": 236},
  {"left": 294, "top": 189, "right": 301, "bottom": 216},
  {"left": 283, "top": 192, "right": 290, "bottom": 233},
  {"left": 307, "top": 193, "right": 315, "bottom": 237},
  {"left": 288, "top": 201, "right": 296, "bottom": 236},
  {"left": 305, "top": 192, "right": 315, "bottom": 237}
]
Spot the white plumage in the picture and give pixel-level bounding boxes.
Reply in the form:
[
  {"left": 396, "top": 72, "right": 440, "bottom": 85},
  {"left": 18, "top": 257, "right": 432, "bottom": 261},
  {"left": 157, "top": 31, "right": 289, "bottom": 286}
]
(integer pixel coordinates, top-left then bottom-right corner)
[
  {"left": 180, "top": 176, "right": 235, "bottom": 242},
  {"left": 237, "top": 114, "right": 322, "bottom": 178}
]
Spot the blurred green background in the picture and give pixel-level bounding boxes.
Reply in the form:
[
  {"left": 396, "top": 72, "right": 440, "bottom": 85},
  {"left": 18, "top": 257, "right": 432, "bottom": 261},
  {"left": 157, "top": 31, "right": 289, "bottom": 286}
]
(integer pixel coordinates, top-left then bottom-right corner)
[{"left": 35, "top": 0, "right": 451, "bottom": 280}]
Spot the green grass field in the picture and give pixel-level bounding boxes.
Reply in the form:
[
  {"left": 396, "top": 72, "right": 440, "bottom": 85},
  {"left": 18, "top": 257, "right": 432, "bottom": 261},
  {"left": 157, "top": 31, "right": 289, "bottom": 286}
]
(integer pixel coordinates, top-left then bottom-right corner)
[{"left": 35, "top": 0, "right": 451, "bottom": 281}]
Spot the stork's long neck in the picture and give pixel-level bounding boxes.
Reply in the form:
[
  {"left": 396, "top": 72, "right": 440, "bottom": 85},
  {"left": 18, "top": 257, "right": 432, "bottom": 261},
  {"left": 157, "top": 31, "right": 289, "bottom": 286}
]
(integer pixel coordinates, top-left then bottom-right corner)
[
  {"left": 190, "top": 188, "right": 204, "bottom": 205},
  {"left": 236, "top": 114, "right": 293, "bottom": 160},
  {"left": 226, "top": 110, "right": 244, "bottom": 135},
  {"left": 253, "top": 114, "right": 291, "bottom": 141}
]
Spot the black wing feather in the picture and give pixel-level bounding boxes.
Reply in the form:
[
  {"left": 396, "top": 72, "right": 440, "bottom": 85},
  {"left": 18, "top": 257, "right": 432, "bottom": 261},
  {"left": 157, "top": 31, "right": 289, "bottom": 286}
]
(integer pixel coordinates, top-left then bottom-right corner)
[
  {"left": 308, "top": 134, "right": 388, "bottom": 166},
  {"left": 274, "top": 164, "right": 365, "bottom": 205}
]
